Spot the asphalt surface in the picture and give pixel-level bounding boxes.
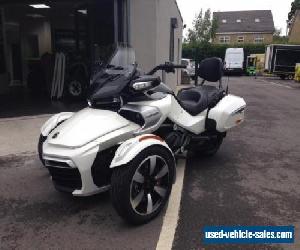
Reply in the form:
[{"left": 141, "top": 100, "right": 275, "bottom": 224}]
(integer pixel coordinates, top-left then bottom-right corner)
[
  {"left": 0, "top": 76, "right": 300, "bottom": 249},
  {"left": 0, "top": 154, "right": 163, "bottom": 250},
  {"left": 173, "top": 76, "right": 300, "bottom": 250}
]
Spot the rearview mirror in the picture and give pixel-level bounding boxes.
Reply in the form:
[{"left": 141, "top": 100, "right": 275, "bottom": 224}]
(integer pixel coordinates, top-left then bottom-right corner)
[{"left": 132, "top": 76, "right": 161, "bottom": 91}]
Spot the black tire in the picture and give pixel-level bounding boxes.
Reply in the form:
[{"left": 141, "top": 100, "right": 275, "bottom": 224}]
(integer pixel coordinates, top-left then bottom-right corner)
[
  {"left": 190, "top": 133, "right": 224, "bottom": 157},
  {"left": 38, "top": 134, "right": 47, "bottom": 166},
  {"left": 279, "top": 75, "right": 286, "bottom": 80},
  {"left": 110, "top": 145, "right": 175, "bottom": 225},
  {"left": 65, "top": 75, "right": 87, "bottom": 100}
]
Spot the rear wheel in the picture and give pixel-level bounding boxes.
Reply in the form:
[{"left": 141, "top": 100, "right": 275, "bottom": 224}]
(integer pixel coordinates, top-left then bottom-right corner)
[
  {"left": 110, "top": 146, "right": 175, "bottom": 225},
  {"left": 279, "top": 74, "right": 287, "bottom": 80}
]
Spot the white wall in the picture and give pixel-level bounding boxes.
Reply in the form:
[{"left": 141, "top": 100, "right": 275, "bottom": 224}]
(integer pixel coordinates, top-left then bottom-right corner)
[
  {"left": 130, "top": 0, "right": 183, "bottom": 90},
  {"left": 130, "top": 0, "right": 157, "bottom": 72},
  {"left": 155, "top": 0, "right": 183, "bottom": 90}
]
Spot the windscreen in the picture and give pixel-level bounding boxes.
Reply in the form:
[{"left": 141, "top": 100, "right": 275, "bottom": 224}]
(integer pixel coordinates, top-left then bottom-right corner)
[
  {"left": 89, "top": 46, "right": 137, "bottom": 101},
  {"left": 109, "top": 46, "right": 136, "bottom": 69},
  {"left": 226, "top": 53, "right": 243, "bottom": 63}
]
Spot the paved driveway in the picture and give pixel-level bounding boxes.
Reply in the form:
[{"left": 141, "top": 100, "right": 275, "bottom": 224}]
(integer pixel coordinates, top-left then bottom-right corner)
[{"left": 173, "top": 76, "right": 300, "bottom": 250}]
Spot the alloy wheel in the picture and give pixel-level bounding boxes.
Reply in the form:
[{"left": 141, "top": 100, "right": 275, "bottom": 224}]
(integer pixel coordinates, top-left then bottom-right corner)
[
  {"left": 69, "top": 80, "right": 82, "bottom": 97},
  {"left": 130, "top": 155, "right": 170, "bottom": 216}
]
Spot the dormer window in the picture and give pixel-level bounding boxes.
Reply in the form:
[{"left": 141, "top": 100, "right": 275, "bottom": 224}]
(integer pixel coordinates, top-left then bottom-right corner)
[
  {"left": 255, "top": 18, "right": 260, "bottom": 23},
  {"left": 236, "top": 19, "right": 241, "bottom": 23},
  {"left": 222, "top": 19, "right": 227, "bottom": 23}
]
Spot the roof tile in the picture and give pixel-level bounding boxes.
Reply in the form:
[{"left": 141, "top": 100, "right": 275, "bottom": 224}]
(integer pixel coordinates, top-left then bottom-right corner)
[{"left": 213, "top": 10, "right": 275, "bottom": 33}]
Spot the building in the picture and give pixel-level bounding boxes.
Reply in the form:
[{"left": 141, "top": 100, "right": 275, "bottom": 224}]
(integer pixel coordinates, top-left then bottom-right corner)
[
  {"left": 288, "top": 10, "right": 300, "bottom": 43},
  {"left": 0, "top": 0, "right": 183, "bottom": 97},
  {"left": 213, "top": 10, "right": 275, "bottom": 45}
]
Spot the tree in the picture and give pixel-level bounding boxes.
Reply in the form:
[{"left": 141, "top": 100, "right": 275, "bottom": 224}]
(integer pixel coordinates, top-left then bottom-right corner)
[
  {"left": 273, "top": 27, "right": 289, "bottom": 44},
  {"left": 274, "top": 27, "right": 282, "bottom": 37},
  {"left": 288, "top": 0, "right": 300, "bottom": 22},
  {"left": 186, "top": 9, "right": 218, "bottom": 44}
]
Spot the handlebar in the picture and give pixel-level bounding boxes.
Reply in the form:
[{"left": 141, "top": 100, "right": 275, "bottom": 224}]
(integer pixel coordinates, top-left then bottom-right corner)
[{"left": 147, "top": 62, "right": 187, "bottom": 75}]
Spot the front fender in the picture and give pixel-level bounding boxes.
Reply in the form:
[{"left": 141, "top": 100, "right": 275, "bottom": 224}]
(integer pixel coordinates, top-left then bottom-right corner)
[
  {"left": 110, "top": 134, "right": 173, "bottom": 169},
  {"left": 41, "top": 112, "right": 74, "bottom": 136}
]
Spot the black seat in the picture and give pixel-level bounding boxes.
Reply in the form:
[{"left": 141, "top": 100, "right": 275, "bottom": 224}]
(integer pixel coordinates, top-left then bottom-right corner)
[
  {"left": 177, "top": 86, "right": 223, "bottom": 116},
  {"left": 177, "top": 57, "right": 225, "bottom": 116}
]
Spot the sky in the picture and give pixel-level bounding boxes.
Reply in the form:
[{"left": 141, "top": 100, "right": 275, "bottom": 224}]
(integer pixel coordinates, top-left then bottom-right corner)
[{"left": 176, "top": 0, "right": 294, "bottom": 36}]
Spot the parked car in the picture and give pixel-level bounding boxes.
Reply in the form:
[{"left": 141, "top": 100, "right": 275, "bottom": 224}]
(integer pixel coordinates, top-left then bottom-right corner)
[
  {"left": 265, "top": 44, "right": 300, "bottom": 79},
  {"left": 181, "top": 58, "right": 196, "bottom": 80},
  {"left": 224, "top": 48, "right": 244, "bottom": 75}
]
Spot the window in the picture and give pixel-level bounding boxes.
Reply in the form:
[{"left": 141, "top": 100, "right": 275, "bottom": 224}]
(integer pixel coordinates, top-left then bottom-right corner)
[
  {"left": 222, "top": 19, "right": 227, "bottom": 23},
  {"left": 219, "top": 36, "right": 230, "bottom": 44},
  {"left": 236, "top": 19, "right": 241, "bottom": 23},
  {"left": 255, "top": 18, "right": 260, "bottom": 23},
  {"left": 237, "top": 36, "right": 244, "bottom": 43},
  {"left": 254, "top": 37, "right": 264, "bottom": 43}
]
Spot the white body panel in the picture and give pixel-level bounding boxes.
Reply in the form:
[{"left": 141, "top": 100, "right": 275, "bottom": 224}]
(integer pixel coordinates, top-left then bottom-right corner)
[
  {"left": 129, "top": 94, "right": 207, "bottom": 135},
  {"left": 168, "top": 95, "right": 207, "bottom": 134},
  {"left": 46, "top": 108, "right": 131, "bottom": 148},
  {"left": 42, "top": 110, "right": 140, "bottom": 196},
  {"left": 128, "top": 94, "right": 172, "bottom": 134},
  {"left": 110, "top": 134, "right": 172, "bottom": 168},
  {"left": 41, "top": 112, "right": 74, "bottom": 136},
  {"left": 225, "top": 48, "right": 244, "bottom": 71},
  {"left": 209, "top": 94, "right": 246, "bottom": 132}
]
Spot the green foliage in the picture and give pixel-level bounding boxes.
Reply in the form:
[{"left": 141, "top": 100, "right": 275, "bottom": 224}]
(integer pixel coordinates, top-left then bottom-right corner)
[
  {"left": 274, "top": 27, "right": 282, "bottom": 37},
  {"left": 186, "top": 9, "right": 218, "bottom": 44},
  {"left": 288, "top": 0, "right": 300, "bottom": 22},
  {"left": 273, "top": 27, "right": 288, "bottom": 44},
  {"left": 182, "top": 43, "right": 266, "bottom": 62},
  {"left": 273, "top": 36, "right": 289, "bottom": 44}
]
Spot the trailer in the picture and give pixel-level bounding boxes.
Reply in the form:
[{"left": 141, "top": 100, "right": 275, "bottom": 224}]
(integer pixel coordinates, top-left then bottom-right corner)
[{"left": 265, "top": 44, "right": 300, "bottom": 80}]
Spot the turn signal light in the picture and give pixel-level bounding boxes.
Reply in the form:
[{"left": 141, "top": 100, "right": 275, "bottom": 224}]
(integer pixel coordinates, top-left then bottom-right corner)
[
  {"left": 139, "top": 135, "right": 164, "bottom": 142},
  {"left": 236, "top": 119, "right": 243, "bottom": 124}
]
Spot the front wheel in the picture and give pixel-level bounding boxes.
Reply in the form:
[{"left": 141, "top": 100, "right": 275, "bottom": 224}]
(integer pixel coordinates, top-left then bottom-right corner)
[
  {"left": 38, "top": 134, "right": 47, "bottom": 166},
  {"left": 110, "top": 146, "right": 175, "bottom": 225}
]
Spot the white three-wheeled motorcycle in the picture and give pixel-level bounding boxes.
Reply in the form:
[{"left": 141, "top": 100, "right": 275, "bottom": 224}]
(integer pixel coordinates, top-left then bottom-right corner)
[{"left": 39, "top": 47, "right": 246, "bottom": 225}]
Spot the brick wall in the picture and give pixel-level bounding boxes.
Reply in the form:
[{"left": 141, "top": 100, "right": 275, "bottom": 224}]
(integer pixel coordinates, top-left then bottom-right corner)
[
  {"left": 289, "top": 11, "right": 300, "bottom": 43},
  {"left": 213, "top": 33, "right": 273, "bottom": 45}
]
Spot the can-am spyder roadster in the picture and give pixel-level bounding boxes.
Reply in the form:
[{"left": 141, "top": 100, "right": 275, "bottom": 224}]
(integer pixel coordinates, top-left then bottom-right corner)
[{"left": 39, "top": 47, "right": 246, "bottom": 225}]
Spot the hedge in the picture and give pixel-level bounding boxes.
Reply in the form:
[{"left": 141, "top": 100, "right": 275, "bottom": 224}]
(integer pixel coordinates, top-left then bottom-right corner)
[{"left": 182, "top": 43, "right": 267, "bottom": 63}]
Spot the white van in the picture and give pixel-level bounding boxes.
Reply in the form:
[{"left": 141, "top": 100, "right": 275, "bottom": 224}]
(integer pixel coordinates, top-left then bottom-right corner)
[{"left": 224, "top": 48, "right": 244, "bottom": 74}]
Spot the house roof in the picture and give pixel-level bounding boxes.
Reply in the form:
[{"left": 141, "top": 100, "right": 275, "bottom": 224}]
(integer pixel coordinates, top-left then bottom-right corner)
[{"left": 213, "top": 10, "right": 275, "bottom": 34}]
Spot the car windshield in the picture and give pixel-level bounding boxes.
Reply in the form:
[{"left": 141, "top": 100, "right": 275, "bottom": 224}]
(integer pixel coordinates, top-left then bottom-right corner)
[
  {"left": 226, "top": 53, "right": 243, "bottom": 62},
  {"left": 181, "top": 60, "right": 189, "bottom": 66}
]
